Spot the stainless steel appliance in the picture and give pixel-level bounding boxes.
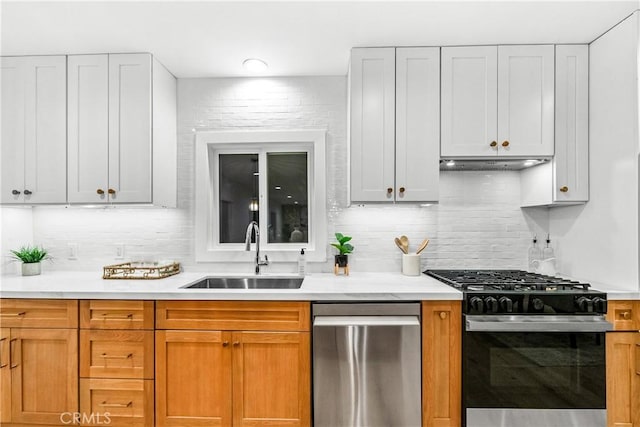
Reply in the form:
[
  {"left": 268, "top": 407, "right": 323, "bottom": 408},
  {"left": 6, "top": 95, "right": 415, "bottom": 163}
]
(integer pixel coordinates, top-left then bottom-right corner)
[
  {"left": 312, "top": 303, "right": 421, "bottom": 427},
  {"left": 425, "top": 270, "right": 612, "bottom": 427}
]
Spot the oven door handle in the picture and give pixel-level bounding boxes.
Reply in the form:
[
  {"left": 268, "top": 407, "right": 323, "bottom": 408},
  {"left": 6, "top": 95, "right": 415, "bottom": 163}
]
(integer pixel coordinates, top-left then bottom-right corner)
[{"left": 464, "top": 315, "right": 613, "bottom": 332}]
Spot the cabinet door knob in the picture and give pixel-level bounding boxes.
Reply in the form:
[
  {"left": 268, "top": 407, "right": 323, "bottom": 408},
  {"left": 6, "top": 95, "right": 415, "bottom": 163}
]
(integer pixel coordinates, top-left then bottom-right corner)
[
  {"left": 97, "top": 189, "right": 105, "bottom": 195},
  {"left": 108, "top": 188, "right": 116, "bottom": 195},
  {"left": 501, "top": 140, "right": 510, "bottom": 147},
  {"left": 439, "top": 312, "right": 447, "bottom": 320},
  {"left": 11, "top": 190, "right": 20, "bottom": 195},
  {"left": 621, "top": 311, "right": 632, "bottom": 320},
  {"left": 559, "top": 186, "right": 569, "bottom": 193},
  {"left": 399, "top": 187, "right": 405, "bottom": 194},
  {"left": 490, "top": 141, "right": 498, "bottom": 147},
  {"left": 222, "top": 341, "right": 229, "bottom": 347},
  {"left": 233, "top": 341, "right": 240, "bottom": 346},
  {"left": 23, "top": 190, "right": 32, "bottom": 195},
  {"left": 386, "top": 188, "right": 393, "bottom": 195}
]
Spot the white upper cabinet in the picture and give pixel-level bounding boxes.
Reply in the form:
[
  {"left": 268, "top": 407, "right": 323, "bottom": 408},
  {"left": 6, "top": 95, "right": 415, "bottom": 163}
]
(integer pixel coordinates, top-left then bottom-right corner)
[
  {"left": 395, "top": 47, "right": 440, "bottom": 202},
  {"left": 441, "top": 45, "right": 554, "bottom": 158},
  {"left": 350, "top": 48, "right": 396, "bottom": 202},
  {"left": 350, "top": 47, "right": 440, "bottom": 203},
  {"left": 67, "top": 53, "right": 176, "bottom": 206},
  {"left": 441, "top": 46, "right": 498, "bottom": 157},
  {"left": 1, "top": 56, "right": 66, "bottom": 204},
  {"left": 521, "top": 45, "right": 589, "bottom": 207}
]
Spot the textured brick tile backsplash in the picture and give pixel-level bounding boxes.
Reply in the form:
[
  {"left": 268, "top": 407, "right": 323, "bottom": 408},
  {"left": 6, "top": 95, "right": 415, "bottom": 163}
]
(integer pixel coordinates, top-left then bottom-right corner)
[{"left": 1, "top": 76, "right": 538, "bottom": 274}]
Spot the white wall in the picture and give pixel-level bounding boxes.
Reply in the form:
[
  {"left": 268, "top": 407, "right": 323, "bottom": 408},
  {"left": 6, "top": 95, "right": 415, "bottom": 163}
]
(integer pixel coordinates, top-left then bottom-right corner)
[
  {"left": 5, "top": 76, "right": 534, "bottom": 274},
  {"left": 549, "top": 12, "right": 640, "bottom": 290},
  {"left": 0, "top": 207, "right": 34, "bottom": 275}
]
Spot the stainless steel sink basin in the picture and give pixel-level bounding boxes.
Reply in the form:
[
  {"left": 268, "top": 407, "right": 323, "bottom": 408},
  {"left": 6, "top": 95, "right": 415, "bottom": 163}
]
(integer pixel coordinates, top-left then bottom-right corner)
[{"left": 182, "top": 277, "right": 304, "bottom": 289}]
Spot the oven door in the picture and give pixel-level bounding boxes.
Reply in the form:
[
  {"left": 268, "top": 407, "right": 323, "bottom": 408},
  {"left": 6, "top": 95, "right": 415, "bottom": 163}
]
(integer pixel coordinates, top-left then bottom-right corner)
[{"left": 463, "top": 315, "right": 611, "bottom": 427}]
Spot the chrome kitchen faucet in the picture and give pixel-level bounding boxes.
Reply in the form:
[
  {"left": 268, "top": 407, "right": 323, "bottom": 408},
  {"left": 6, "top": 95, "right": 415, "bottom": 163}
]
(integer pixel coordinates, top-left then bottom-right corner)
[{"left": 244, "top": 221, "right": 269, "bottom": 274}]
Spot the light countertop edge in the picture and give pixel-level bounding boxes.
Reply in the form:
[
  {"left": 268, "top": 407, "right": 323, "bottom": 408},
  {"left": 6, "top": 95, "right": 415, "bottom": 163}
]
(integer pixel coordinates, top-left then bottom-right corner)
[{"left": 0, "top": 271, "right": 463, "bottom": 301}]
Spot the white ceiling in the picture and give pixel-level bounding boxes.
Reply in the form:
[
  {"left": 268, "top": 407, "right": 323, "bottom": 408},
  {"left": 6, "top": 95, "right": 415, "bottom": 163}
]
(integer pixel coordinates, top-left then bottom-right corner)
[{"left": 1, "top": 1, "right": 639, "bottom": 78}]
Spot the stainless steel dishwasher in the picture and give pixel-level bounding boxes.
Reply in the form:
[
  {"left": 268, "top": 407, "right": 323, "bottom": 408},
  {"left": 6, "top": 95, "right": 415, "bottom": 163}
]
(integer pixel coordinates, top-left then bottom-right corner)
[{"left": 312, "top": 303, "right": 422, "bottom": 427}]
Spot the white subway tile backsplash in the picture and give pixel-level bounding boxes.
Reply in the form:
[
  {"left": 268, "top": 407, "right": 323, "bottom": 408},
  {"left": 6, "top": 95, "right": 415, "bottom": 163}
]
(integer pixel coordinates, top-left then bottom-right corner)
[{"left": 1, "top": 75, "right": 534, "bottom": 275}]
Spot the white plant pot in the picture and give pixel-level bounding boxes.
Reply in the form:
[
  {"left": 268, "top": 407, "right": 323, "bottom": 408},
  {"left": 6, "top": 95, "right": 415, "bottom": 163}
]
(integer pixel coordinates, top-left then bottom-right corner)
[{"left": 21, "top": 262, "right": 41, "bottom": 276}]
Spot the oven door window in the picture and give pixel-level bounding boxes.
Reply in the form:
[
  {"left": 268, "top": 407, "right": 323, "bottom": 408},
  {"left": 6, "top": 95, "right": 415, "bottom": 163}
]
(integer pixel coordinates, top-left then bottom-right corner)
[{"left": 463, "top": 331, "right": 605, "bottom": 409}]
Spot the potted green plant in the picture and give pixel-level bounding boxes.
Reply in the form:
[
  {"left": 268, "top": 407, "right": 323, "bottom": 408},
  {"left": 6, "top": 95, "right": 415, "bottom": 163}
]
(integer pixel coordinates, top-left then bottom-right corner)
[
  {"left": 10, "top": 246, "right": 50, "bottom": 276},
  {"left": 331, "top": 232, "right": 354, "bottom": 268}
]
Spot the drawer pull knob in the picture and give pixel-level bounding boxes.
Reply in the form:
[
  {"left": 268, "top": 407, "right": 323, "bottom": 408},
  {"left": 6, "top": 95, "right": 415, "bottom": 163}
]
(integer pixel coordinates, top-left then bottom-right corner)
[
  {"left": 0, "top": 312, "right": 26, "bottom": 317},
  {"left": 490, "top": 141, "right": 498, "bottom": 147},
  {"left": 99, "top": 401, "right": 132, "bottom": 408},
  {"left": 101, "top": 313, "right": 133, "bottom": 320},
  {"left": 502, "top": 140, "right": 510, "bottom": 147},
  {"left": 222, "top": 341, "right": 229, "bottom": 347},
  {"left": 233, "top": 341, "right": 240, "bottom": 346},
  {"left": 560, "top": 186, "right": 569, "bottom": 193},
  {"left": 101, "top": 353, "right": 133, "bottom": 359},
  {"left": 621, "top": 311, "right": 632, "bottom": 320}
]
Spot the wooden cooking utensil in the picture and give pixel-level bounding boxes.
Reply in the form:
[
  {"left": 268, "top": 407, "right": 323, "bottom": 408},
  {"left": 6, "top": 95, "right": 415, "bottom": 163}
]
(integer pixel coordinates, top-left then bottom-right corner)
[
  {"left": 395, "top": 237, "right": 408, "bottom": 254},
  {"left": 415, "top": 238, "right": 430, "bottom": 255},
  {"left": 400, "top": 235, "right": 409, "bottom": 254}
]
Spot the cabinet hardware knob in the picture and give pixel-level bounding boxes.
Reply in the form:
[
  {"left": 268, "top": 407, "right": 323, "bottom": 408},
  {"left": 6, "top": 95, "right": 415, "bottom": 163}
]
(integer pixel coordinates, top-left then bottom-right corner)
[
  {"left": 23, "top": 189, "right": 32, "bottom": 195},
  {"left": 97, "top": 189, "right": 105, "bottom": 195},
  {"left": 233, "top": 341, "right": 240, "bottom": 346},
  {"left": 9, "top": 338, "right": 18, "bottom": 369},
  {"left": 11, "top": 190, "right": 20, "bottom": 195},
  {"left": 0, "top": 312, "right": 26, "bottom": 317},
  {"left": 399, "top": 187, "right": 406, "bottom": 194},
  {"left": 560, "top": 186, "right": 569, "bottom": 193},
  {"left": 502, "top": 140, "right": 510, "bottom": 147},
  {"left": 108, "top": 188, "right": 116, "bottom": 195},
  {"left": 490, "top": 141, "right": 498, "bottom": 147},
  {"left": 99, "top": 401, "right": 132, "bottom": 408},
  {"left": 0, "top": 337, "right": 6, "bottom": 368},
  {"left": 222, "top": 341, "right": 229, "bottom": 347},
  {"left": 439, "top": 312, "right": 447, "bottom": 320},
  {"left": 621, "top": 311, "right": 632, "bottom": 320},
  {"left": 100, "top": 353, "right": 132, "bottom": 359},
  {"left": 386, "top": 188, "right": 393, "bottom": 194}
]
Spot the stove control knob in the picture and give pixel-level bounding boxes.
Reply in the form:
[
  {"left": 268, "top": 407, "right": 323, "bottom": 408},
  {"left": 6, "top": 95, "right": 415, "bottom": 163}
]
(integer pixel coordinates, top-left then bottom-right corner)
[
  {"left": 532, "top": 298, "right": 545, "bottom": 311},
  {"left": 592, "top": 297, "right": 607, "bottom": 313},
  {"left": 576, "top": 297, "right": 594, "bottom": 313},
  {"left": 499, "top": 296, "right": 514, "bottom": 313},
  {"left": 484, "top": 297, "right": 498, "bottom": 313},
  {"left": 469, "top": 297, "right": 484, "bottom": 313}
]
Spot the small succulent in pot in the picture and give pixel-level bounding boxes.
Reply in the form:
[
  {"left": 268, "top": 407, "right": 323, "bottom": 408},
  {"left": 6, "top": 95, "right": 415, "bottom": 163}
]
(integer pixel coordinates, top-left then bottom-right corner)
[
  {"left": 331, "top": 233, "right": 353, "bottom": 267},
  {"left": 10, "top": 246, "right": 51, "bottom": 276}
]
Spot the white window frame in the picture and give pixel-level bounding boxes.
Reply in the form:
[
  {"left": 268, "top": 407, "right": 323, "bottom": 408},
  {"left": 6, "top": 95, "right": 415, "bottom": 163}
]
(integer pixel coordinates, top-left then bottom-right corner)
[{"left": 195, "top": 130, "right": 327, "bottom": 263}]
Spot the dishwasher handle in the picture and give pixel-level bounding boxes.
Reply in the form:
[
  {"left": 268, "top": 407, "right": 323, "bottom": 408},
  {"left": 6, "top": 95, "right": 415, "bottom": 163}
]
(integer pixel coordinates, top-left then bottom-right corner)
[{"left": 313, "top": 315, "right": 420, "bottom": 327}]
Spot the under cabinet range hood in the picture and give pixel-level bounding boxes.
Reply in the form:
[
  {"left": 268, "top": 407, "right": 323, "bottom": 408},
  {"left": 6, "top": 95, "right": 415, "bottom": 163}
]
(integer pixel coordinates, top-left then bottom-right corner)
[{"left": 439, "top": 158, "right": 550, "bottom": 171}]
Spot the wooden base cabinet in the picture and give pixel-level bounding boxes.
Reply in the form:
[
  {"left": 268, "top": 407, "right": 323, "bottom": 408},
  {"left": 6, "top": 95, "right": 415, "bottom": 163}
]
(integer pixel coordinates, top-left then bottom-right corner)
[
  {"left": 607, "top": 300, "right": 640, "bottom": 427},
  {"left": 0, "top": 299, "right": 79, "bottom": 426},
  {"left": 422, "top": 301, "right": 461, "bottom": 427},
  {"left": 155, "top": 301, "right": 311, "bottom": 427}
]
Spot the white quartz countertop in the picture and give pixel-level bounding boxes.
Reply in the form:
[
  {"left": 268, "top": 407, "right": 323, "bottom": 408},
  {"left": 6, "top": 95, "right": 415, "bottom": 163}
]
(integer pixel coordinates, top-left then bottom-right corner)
[{"left": 0, "top": 271, "right": 462, "bottom": 301}]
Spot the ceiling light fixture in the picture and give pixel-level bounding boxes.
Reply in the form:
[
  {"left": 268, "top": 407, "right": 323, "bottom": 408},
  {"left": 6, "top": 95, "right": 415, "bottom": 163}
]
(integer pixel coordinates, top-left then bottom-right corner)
[{"left": 243, "top": 58, "right": 268, "bottom": 73}]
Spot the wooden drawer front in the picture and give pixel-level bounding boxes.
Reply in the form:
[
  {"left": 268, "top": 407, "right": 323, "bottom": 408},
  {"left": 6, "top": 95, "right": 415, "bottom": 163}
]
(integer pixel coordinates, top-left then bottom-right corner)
[
  {"left": 81, "top": 330, "right": 154, "bottom": 379},
  {"left": 156, "top": 301, "right": 310, "bottom": 331},
  {"left": 607, "top": 300, "right": 640, "bottom": 331},
  {"left": 0, "top": 299, "right": 78, "bottom": 328},
  {"left": 81, "top": 300, "right": 154, "bottom": 330},
  {"left": 80, "top": 378, "right": 153, "bottom": 427}
]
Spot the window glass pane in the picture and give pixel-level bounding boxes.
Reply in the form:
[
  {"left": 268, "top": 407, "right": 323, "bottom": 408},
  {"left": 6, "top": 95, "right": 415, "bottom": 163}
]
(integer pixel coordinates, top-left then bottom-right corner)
[
  {"left": 218, "top": 153, "right": 259, "bottom": 243},
  {"left": 267, "top": 152, "right": 308, "bottom": 243}
]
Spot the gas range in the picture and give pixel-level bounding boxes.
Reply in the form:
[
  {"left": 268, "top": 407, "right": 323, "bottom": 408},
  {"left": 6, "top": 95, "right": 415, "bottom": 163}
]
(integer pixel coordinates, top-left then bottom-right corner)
[{"left": 424, "top": 269, "right": 607, "bottom": 315}]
